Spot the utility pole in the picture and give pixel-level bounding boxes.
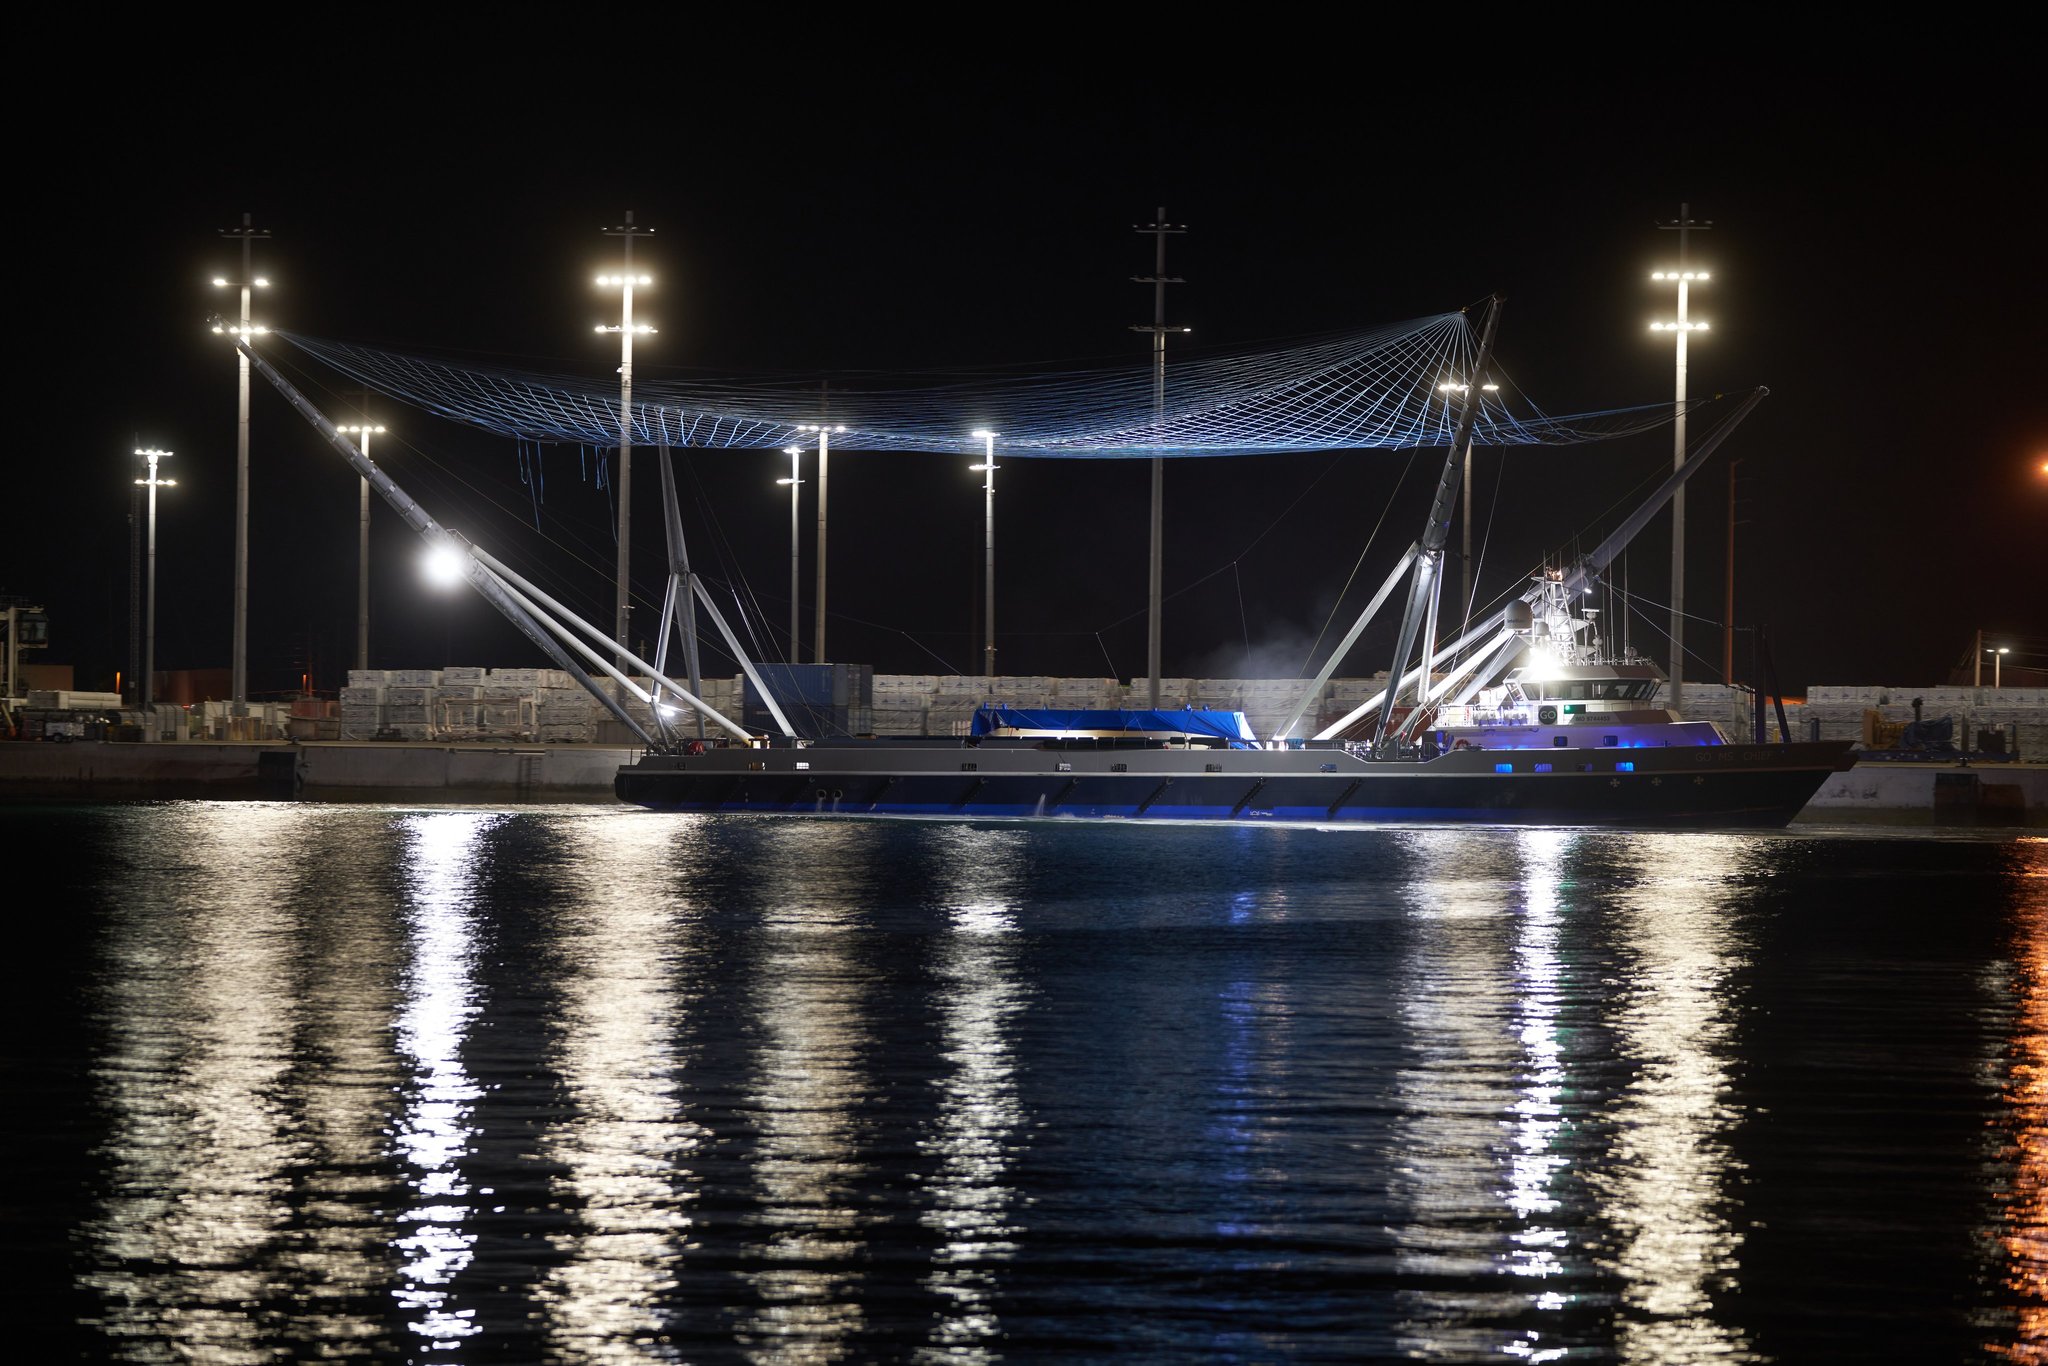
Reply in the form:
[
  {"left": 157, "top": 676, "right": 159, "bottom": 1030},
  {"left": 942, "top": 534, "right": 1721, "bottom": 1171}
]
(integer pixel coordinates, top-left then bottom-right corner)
[
  {"left": 215, "top": 214, "right": 270, "bottom": 711},
  {"left": 126, "top": 445, "right": 142, "bottom": 707},
  {"left": 1131, "top": 209, "right": 1188, "bottom": 708},
  {"left": 597, "top": 211, "right": 655, "bottom": 703},
  {"left": 134, "top": 449, "right": 176, "bottom": 713},
  {"left": 1436, "top": 380, "right": 1498, "bottom": 617},
  {"left": 804, "top": 420, "right": 844, "bottom": 664},
  {"left": 1724, "top": 457, "right": 1741, "bottom": 684},
  {"left": 337, "top": 419, "right": 386, "bottom": 672},
  {"left": 1654, "top": 204, "right": 1711, "bottom": 713},
  {"left": 971, "top": 430, "right": 1000, "bottom": 678},
  {"left": 777, "top": 446, "right": 803, "bottom": 659}
]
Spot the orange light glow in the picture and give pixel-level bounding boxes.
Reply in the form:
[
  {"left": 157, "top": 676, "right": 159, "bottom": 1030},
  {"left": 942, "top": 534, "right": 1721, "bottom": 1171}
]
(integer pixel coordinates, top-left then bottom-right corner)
[{"left": 1988, "top": 841, "right": 2048, "bottom": 1358}]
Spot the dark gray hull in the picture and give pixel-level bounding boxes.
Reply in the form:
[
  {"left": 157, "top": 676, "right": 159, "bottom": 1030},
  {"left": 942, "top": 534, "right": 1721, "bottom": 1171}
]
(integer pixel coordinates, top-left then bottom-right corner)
[{"left": 615, "top": 738, "right": 1856, "bottom": 828}]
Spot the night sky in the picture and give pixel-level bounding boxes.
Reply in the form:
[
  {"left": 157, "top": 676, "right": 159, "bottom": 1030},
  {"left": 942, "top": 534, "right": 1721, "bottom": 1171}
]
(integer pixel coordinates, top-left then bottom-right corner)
[{"left": 18, "top": 54, "right": 2043, "bottom": 700}]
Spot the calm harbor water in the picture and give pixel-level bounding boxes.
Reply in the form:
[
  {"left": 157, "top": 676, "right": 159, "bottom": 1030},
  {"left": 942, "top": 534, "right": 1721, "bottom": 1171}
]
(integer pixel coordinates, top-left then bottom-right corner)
[{"left": 12, "top": 804, "right": 2047, "bottom": 1362}]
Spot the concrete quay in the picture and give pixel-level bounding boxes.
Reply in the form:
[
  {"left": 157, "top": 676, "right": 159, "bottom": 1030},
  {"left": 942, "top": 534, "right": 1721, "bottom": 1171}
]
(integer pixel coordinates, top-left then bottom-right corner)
[
  {"left": 0, "top": 740, "right": 636, "bottom": 804},
  {"left": 1795, "top": 760, "right": 2046, "bottom": 827}
]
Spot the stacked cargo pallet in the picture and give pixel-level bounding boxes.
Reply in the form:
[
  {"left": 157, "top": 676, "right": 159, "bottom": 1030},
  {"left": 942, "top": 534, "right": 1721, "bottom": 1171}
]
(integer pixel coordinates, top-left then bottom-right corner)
[
  {"left": 874, "top": 674, "right": 937, "bottom": 736},
  {"left": 339, "top": 673, "right": 388, "bottom": 740},
  {"left": 1052, "top": 676, "right": 1124, "bottom": 709},
  {"left": 1318, "top": 675, "right": 1388, "bottom": 733},
  {"left": 929, "top": 675, "right": 993, "bottom": 736},
  {"left": 1236, "top": 679, "right": 1317, "bottom": 741},
  {"left": 995, "top": 675, "right": 1056, "bottom": 708}
]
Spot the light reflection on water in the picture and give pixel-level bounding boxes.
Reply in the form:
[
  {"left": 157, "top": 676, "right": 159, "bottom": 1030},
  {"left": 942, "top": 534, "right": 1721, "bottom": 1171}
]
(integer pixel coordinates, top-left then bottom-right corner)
[
  {"left": 80, "top": 805, "right": 308, "bottom": 1361},
  {"left": 737, "top": 824, "right": 876, "bottom": 1362},
  {"left": 538, "top": 814, "right": 704, "bottom": 1363},
  {"left": 1598, "top": 837, "right": 1754, "bottom": 1364},
  {"left": 392, "top": 811, "right": 495, "bottom": 1353},
  {"left": 1991, "top": 839, "right": 2048, "bottom": 1358},
  {"left": 913, "top": 827, "right": 1029, "bottom": 1365},
  {"left": 41, "top": 809, "right": 2042, "bottom": 1361}
]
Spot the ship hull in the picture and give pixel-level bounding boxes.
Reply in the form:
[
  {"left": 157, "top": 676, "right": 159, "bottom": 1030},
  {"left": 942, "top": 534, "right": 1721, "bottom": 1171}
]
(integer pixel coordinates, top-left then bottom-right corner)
[{"left": 614, "top": 739, "right": 1855, "bottom": 829}]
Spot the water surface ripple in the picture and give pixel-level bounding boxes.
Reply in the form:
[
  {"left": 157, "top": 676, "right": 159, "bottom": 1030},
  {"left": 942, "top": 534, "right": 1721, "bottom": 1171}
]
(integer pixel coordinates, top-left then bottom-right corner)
[{"left": 13, "top": 806, "right": 2046, "bottom": 1362}]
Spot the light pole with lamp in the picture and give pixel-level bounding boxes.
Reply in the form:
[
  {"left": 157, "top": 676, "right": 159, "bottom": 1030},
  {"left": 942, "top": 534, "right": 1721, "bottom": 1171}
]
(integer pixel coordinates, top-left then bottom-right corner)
[
  {"left": 212, "top": 213, "right": 270, "bottom": 711},
  {"left": 800, "top": 423, "right": 844, "bottom": 663},
  {"left": 595, "top": 211, "right": 655, "bottom": 702},
  {"left": 1651, "top": 204, "right": 1711, "bottom": 712},
  {"left": 1989, "top": 646, "right": 2010, "bottom": 689},
  {"left": 1436, "top": 380, "right": 1498, "bottom": 617},
  {"left": 134, "top": 449, "right": 175, "bottom": 715},
  {"left": 337, "top": 423, "right": 385, "bottom": 672},
  {"left": 778, "top": 446, "right": 803, "bottom": 660},
  {"left": 970, "top": 430, "right": 999, "bottom": 678}
]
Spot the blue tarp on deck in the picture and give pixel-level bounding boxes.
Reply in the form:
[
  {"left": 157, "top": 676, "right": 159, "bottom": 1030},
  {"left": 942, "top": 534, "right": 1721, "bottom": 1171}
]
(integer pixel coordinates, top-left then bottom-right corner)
[{"left": 971, "top": 705, "right": 1258, "bottom": 747}]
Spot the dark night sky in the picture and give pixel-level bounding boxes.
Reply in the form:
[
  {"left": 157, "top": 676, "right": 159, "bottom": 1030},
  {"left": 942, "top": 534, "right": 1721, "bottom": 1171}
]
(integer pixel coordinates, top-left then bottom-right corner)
[{"left": 16, "top": 50, "right": 2043, "bottom": 699}]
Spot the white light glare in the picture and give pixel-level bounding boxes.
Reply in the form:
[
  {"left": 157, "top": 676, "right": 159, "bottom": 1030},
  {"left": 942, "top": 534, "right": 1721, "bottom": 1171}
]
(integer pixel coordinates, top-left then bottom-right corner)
[
  {"left": 970, "top": 463, "right": 998, "bottom": 472},
  {"left": 253, "top": 277, "right": 270, "bottom": 287},
  {"left": 776, "top": 477, "right": 798, "bottom": 485},
  {"left": 1651, "top": 270, "right": 1712, "bottom": 281},
  {"left": 971, "top": 428, "right": 996, "bottom": 438},
  {"left": 423, "top": 541, "right": 467, "bottom": 589},
  {"left": 211, "top": 277, "right": 228, "bottom": 286}
]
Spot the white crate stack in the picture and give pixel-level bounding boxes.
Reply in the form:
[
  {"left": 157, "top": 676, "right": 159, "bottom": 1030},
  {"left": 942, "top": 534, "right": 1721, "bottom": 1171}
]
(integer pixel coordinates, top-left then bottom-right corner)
[
  {"left": 340, "top": 671, "right": 388, "bottom": 740},
  {"left": 873, "top": 674, "right": 935, "bottom": 735},
  {"left": 1238, "top": 679, "right": 1315, "bottom": 741},
  {"left": 1053, "top": 677, "right": 1123, "bottom": 709}
]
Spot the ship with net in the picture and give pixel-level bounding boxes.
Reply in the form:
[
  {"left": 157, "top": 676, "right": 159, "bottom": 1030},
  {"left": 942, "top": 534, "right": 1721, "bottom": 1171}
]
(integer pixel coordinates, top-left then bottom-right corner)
[{"left": 232, "top": 293, "right": 1853, "bottom": 828}]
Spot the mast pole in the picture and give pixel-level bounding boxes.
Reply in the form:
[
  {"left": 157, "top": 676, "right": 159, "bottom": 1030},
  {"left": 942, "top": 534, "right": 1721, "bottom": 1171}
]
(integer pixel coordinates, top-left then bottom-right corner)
[{"left": 1374, "top": 296, "right": 1504, "bottom": 749}]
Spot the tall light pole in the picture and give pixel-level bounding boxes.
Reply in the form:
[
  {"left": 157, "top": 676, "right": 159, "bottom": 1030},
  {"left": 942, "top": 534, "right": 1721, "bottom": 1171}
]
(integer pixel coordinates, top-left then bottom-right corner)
[
  {"left": 134, "top": 449, "right": 176, "bottom": 714},
  {"left": 337, "top": 423, "right": 386, "bottom": 672},
  {"left": 778, "top": 447, "right": 804, "bottom": 660},
  {"left": 1132, "top": 210, "right": 1188, "bottom": 707},
  {"left": 1724, "top": 456, "right": 1743, "bottom": 684},
  {"left": 970, "top": 430, "right": 999, "bottom": 679},
  {"left": 596, "top": 211, "right": 655, "bottom": 701},
  {"left": 801, "top": 423, "right": 844, "bottom": 664},
  {"left": 1652, "top": 204, "right": 1711, "bottom": 713},
  {"left": 1437, "top": 379, "right": 1498, "bottom": 617},
  {"left": 1989, "top": 646, "right": 2010, "bottom": 689},
  {"left": 213, "top": 213, "right": 270, "bottom": 711}
]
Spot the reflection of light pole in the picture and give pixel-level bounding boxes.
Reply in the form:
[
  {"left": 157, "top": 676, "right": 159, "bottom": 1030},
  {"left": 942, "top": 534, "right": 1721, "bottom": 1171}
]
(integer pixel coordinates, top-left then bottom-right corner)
[
  {"left": 778, "top": 447, "right": 804, "bottom": 660},
  {"left": 337, "top": 424, "right": 385, "bottom": 672},
  {"left": 212, "top": 213, "right": 270, "bottom": 711},
  {"left": 134, "top": 449, "right": 176, "bottom": 713},
  {"left": 1652, "top": 203, "right": 1712, "bottom": 711},
  {"left": 596, "top": 210, "right": 655, "bottom": 700},
  {"left": 1436, "top": 380, "right": 1498, "bottom": 615},
  {"left": 970, "top": 430, "right": 999, "bottom": 678},
  {"left": 801, "top": 423, "right": 844, "bottom": 663}
]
